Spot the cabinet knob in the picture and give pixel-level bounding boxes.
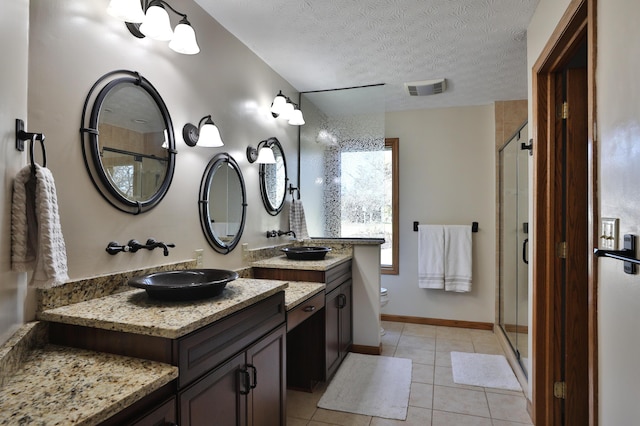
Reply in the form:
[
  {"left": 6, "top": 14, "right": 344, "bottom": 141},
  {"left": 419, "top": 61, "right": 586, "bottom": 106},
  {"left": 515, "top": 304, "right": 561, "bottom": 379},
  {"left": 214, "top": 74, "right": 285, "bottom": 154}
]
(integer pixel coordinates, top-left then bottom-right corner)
[{"left": 303, "top": 305, "right": 316, "bottom": 312}]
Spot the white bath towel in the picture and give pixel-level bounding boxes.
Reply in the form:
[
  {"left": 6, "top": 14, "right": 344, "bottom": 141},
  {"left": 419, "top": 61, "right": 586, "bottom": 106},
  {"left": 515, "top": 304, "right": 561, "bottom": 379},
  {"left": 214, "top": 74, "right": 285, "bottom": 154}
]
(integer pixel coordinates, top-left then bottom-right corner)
[
  {"left": 289, "top": 198, "right": 309, "bottom": 240},
  {"left": 418, "top": 225, "right": 444, "bottom": 289},
  {"left": 444, "top": 225, "right": 472, "bottom": 292},
  {"left": 11, "top": 164, "right": 69, "bottom": 287}
]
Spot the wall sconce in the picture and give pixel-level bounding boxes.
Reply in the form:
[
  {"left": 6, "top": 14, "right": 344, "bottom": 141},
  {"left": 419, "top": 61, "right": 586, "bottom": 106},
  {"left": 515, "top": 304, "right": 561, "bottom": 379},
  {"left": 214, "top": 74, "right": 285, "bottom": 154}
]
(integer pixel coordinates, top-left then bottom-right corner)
[
  {"left": 183, "top": 115, "right": 224, "bottom": 147},
  {"left": 247, "top": 139, "right": 276, "bottom": 164},
  {"left": 107, "top": 0, "right": 200, "bottom": 55},
  {"left": 270, "top": 90, "right": 304, "bottom": 125},
  {"left": 288, "top": 104, "right": 305, "bottom": 125}
]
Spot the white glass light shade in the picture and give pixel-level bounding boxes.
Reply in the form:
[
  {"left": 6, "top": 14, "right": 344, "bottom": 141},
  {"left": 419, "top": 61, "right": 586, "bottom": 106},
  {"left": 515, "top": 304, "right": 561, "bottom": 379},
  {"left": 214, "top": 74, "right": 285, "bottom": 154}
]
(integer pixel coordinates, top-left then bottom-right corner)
[
  {"left": 279, "top": 101, "right": 295, "bottom": 120},
  {"left": 270, "top": 92, "right": 287, "bottom": 115},
  {"left": 256, "top": 147, "right": 276, "bottom": 164},
  {"left": 288, "top": 108, "right": 305, "bottom": 125},
  {"left": 107, "top": 0, "right": 145, "bottom": 22},
  {"left": 198, "top": 123, "right": 224, "bottom": 147},
  {"left": 140, "top": 5, "right": 173, "bottom": 41},
  {"left": 169, "top": 21, "right": 200, "bottom": 54}
]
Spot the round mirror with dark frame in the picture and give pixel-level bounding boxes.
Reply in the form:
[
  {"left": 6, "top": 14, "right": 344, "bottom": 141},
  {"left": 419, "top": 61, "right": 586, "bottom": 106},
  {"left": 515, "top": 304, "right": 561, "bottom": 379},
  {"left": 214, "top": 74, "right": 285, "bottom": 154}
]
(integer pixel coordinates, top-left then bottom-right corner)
[
  {"left": 199, "top": 153, "right": 247, "bottom": 254},
  {"left": 259, "top": 137, "right": 288, "bottom": 215},
  {"left": 80, "top": 70, "right": 177, "bottom": 215}
]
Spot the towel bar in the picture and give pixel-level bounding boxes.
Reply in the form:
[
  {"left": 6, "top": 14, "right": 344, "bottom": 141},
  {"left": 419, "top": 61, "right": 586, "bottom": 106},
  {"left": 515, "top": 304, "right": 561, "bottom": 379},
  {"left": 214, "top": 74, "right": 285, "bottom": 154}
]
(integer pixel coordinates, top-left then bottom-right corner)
[{"left": 413, "top": 221, "right": 479, "bottom": 233}]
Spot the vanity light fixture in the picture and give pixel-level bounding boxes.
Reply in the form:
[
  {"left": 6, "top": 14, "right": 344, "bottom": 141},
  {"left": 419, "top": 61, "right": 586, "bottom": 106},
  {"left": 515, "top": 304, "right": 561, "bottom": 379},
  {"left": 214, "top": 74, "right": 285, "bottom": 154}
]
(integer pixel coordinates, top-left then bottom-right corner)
[
  {"left": 183, "top": 115, "right": 224, "bottom": 147},
  {"left": 269, "top": 90, "right": 304, "bottom": 125},
  {"left": 270, "top": 91, "right": 287, "bottom": 118},
  {"left": 288, "top": 104, "right": 305, "bottom": 125},
  {"left": 247, "top": 139, "right": 276, "bottom": 164},
  {"left": 107, "top": 0, "right": 200, "bottom": 55}
]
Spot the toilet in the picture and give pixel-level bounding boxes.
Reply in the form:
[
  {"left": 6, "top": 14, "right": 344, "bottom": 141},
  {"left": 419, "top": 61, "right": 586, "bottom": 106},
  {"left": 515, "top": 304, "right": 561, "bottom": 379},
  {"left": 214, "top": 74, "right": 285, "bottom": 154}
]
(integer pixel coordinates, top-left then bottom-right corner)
[{"left": 380, "top": 287, "right": 389, "bottom": 336}]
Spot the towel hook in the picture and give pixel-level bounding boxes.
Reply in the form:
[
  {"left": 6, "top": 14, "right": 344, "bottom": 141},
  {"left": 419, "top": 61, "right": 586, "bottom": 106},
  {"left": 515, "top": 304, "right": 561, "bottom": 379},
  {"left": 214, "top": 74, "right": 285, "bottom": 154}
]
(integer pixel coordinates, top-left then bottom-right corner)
[{"left": 288, "top": 183, "right": 300, "bottom": 200}]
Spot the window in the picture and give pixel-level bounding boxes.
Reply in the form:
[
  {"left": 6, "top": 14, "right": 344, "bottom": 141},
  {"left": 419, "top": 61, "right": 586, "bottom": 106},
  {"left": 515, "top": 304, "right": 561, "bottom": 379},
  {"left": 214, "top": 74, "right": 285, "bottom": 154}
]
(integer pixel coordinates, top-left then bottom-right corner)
[
  {"left": 381, "top": 138, "right": 398, "bottom": 274},
  {"left": 338, "top": 138, "right": 398, "bottom": 274}
]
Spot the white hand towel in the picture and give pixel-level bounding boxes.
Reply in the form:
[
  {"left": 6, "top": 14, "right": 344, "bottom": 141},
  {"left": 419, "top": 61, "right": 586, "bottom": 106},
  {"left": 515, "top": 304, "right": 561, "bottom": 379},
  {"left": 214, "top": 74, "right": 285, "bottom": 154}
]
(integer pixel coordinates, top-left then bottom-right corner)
[
  {"left": 418, "top": 225, "right": 445, "bottom": 289},
  {"left": 11, "top": 164, "right": 69, "bottom": 287},
  {"left": 289, "top": 199, "right": 309, "bottom": 240},
  {"left": 444, "top": 225, "right": 472, "bottom": 292}
]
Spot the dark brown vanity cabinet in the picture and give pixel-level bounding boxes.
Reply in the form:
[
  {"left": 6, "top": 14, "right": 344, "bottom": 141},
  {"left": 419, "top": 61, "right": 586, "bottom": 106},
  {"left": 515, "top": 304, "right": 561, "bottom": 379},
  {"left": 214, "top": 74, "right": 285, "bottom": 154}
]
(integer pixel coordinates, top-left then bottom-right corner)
[
  {"left": 50, "top": 292, "right": 286, "bottom": 426},
  {"left": 179, "top": 324, "right": 286, "bottom": 426},
  {"left": 324, "top": 278, "right": 353, "bottom": 380},
  {"left": 253, "top": 260, "right": 353, "bottom": 382}
]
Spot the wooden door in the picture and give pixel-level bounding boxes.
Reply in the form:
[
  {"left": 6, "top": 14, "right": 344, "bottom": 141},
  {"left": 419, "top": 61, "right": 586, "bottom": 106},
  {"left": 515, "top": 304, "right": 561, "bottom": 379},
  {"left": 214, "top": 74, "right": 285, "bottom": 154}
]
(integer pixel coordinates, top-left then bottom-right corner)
[
  {"left": 561, "top": 64, "right": 590, "bottom": 426},
  {"left": 532, "top": 1, "right": 596, "bottom": 422},
  {"left": 246, "top": 325, "right": 287, "bottom": 426}
]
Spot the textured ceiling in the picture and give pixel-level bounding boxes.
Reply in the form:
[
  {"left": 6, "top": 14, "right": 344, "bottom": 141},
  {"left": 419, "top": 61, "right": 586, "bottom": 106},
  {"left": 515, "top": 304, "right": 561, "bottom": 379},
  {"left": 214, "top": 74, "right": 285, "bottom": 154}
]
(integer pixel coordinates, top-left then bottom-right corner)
[{"left": 194, "top": 0, "right": 539, "bottom": 112}]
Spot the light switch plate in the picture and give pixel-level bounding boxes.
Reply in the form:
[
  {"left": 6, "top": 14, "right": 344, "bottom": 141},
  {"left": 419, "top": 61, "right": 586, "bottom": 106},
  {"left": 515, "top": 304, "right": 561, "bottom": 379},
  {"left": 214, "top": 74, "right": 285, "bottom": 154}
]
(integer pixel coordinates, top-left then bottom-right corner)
[{"left": 600, "top": 217, "right": 619, "bottom": 250}]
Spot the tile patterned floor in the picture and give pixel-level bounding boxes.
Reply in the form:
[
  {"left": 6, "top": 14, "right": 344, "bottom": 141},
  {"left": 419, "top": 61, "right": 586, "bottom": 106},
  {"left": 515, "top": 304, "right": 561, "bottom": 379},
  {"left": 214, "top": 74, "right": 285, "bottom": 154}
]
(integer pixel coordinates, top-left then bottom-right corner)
[{"left": 287, "top": 321, "right": 533, "bottom": 425}]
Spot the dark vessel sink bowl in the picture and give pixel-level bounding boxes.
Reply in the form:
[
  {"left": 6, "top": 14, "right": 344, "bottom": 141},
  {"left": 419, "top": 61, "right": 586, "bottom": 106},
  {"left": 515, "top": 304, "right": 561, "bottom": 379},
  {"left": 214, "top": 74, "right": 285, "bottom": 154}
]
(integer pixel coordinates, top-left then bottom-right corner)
[
  {"left": 128, "top": 269, "right": 239, "bottom": 301},
  {"left": 281, "top": 246, "right": 332, "bottom": 260}
]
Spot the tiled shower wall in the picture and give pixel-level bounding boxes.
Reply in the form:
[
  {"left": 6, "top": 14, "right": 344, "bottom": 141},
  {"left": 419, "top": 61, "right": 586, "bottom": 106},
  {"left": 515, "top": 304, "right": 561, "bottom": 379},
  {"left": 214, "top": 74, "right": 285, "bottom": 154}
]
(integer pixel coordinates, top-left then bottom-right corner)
[{"left": 495, "top": 100, "right": 528, "bottom": 149}]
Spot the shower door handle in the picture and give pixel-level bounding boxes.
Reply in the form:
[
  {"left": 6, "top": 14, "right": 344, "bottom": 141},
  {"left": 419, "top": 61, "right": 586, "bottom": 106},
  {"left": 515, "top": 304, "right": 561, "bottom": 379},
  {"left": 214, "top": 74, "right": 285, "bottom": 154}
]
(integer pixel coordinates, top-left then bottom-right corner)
[{"left": 522, "top": 238, "right": 529, "bottom": 265}]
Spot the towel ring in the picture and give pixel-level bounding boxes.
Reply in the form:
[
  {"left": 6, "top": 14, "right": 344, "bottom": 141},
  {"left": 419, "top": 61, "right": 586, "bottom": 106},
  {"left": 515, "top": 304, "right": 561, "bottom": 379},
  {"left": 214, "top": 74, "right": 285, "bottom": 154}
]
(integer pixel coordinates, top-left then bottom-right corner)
[{"left": 29, "top": 134, "right": 47, "bottom": 175}]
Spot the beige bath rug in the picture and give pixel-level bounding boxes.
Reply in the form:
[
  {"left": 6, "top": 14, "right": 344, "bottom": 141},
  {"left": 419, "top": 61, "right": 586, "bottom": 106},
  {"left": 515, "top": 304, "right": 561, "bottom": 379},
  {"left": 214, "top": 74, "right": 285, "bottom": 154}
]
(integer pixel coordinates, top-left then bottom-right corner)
[
  {"left": 317, "top": 353, "right": 412, "bottom": 420},
  {"left": 451, "top": 351, "right": 521, "bottom": 391}
]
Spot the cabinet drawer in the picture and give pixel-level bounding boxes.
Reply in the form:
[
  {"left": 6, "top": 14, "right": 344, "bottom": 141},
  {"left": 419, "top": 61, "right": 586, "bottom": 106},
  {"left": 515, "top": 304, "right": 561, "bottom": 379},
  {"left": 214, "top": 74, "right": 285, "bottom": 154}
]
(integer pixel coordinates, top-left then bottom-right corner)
[
  {"left": 177, "top": 292, "right": 285, "bottom": 388},
  {"left": 286, "top": 291, "right": 325, "bottom": 332}
]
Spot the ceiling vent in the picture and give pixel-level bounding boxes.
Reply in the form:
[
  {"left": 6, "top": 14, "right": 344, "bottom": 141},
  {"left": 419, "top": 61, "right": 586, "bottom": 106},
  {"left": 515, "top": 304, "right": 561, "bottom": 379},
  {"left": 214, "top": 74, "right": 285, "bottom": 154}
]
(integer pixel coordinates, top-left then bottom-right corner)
[{"left": 405, "top": 78, "right": 447, "bottom": 96}]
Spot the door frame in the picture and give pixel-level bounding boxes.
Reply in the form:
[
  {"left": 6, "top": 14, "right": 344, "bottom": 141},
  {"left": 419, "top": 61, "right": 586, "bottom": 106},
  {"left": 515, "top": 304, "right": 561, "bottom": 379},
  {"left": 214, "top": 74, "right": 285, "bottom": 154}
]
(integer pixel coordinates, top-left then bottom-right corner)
[{"left": 531, "top": 0, "right": 598, "bottom": 424}]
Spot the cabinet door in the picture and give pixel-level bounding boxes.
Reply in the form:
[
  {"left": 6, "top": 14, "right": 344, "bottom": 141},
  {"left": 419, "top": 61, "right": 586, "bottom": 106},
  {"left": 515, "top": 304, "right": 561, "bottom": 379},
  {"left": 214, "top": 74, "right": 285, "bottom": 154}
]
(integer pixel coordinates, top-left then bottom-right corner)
[
  {"left": 325, "top": 288, "right": 342, "bottom": 380},
  {"left": 179, "top": 352, "right": 246, "bottom": 426},
  {"left": 246, "top": 324, "right": 287, "bottom": 426},
  {"left": 339, "top": 279, "right": 353, "bottom": 355},
  {"left": 129, "top": 397, "right": 176, "bottom": 426}
]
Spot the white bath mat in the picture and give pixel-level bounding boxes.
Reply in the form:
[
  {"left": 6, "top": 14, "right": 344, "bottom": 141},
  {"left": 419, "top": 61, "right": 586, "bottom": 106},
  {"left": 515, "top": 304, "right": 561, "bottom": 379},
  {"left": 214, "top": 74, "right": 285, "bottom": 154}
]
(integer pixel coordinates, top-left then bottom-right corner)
[
  {"left": 451, "top": 351, "right": 521, "bottom": 391},
  {"left": 317, "top": 353, "right": 412, "bottom": 420}
]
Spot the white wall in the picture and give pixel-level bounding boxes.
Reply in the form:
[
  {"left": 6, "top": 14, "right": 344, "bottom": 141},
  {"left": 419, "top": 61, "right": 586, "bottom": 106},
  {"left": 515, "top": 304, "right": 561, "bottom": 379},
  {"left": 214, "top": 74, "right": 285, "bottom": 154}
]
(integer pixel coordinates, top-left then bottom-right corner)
[
  {"left": 528, "top": 0, "right": 640, "bottom": 422},
  {"left": 0, "top": 0, "right": 300, "bottom": 339},
  {"left": 382, "top": 105, "right": 496, "bottom": 324},
  {"left": 0, "top": 0, "right": 29, "bottom": 344},
  {"left": 596, "top": 0, "right": 640, "bottom": 423}
]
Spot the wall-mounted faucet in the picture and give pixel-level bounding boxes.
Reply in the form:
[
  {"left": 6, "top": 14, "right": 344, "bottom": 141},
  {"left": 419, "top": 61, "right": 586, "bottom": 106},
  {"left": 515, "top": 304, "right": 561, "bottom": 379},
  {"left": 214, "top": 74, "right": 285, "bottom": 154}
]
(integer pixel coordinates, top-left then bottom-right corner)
[
  {"left": 266, "top": 230, "right": 296, "bottom": 239},
  {"left": 106, "top": 238, "right": 175, "bottom": 256}
]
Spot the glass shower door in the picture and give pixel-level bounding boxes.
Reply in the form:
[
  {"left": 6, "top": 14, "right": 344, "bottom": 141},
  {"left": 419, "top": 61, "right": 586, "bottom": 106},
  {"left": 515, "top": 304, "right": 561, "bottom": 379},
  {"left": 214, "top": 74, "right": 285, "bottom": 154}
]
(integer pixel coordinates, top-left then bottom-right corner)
[{"left": 499, "top": 121, "right": 529, "bottom": 376}]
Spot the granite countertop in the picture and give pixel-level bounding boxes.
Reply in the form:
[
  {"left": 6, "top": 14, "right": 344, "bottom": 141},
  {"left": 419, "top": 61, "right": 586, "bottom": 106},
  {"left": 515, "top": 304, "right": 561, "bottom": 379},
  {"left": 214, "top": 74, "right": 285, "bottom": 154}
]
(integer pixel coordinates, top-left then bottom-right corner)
[
  {"left": 37, "top": 278, "right": 288, "bottom": 339},
  {"left": 251, "top": 253, "right": 351, "bottom": 271},
  {"left": 0, "top": 344, "right": 177, "bottom": 425},
  {"left": 284, "top": 282, "right": 326, "bottom": 310},
  {"left": 4, "top": 277, "right": 322, "bottom": 425}
]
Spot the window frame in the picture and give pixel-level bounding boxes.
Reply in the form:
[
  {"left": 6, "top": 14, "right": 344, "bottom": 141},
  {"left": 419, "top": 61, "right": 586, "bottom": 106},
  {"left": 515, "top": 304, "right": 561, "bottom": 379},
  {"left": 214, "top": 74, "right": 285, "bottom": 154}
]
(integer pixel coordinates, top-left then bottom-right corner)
[{"left": 381, "top": 138, "right": 399, "bottom": 275}]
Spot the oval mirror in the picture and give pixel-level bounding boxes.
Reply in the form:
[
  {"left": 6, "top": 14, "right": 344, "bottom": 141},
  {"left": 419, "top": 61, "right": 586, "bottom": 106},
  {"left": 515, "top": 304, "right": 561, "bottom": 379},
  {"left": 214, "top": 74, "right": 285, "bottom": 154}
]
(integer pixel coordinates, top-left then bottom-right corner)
[
  {"left": 80, "top": 70, "right": 176, "bottom": 214},
  {"left": 259, "top": 137, "right": 288, "bottom": 215},
  {"left": 199, "top": 153, "right": 247, "bottom": 254}
]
